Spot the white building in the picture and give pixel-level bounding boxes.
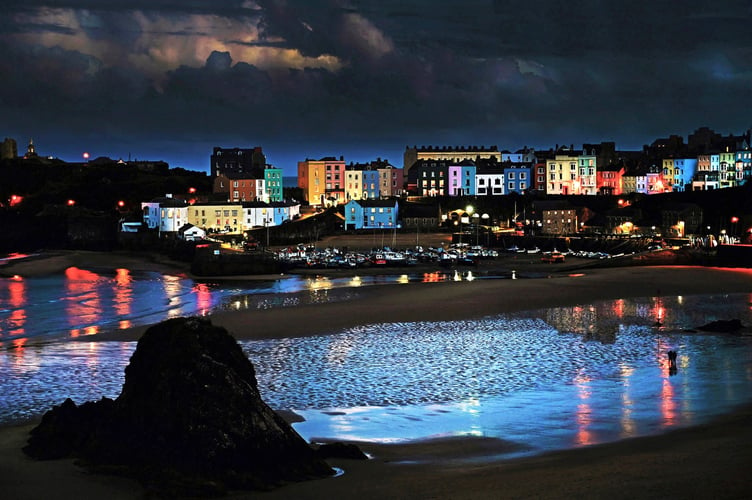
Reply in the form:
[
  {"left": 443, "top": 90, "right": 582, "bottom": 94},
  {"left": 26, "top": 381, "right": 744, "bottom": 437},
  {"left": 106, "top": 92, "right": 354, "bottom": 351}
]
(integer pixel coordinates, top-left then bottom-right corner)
[{"left": 141, "top": 196, "right": 189, "bottom": 234}]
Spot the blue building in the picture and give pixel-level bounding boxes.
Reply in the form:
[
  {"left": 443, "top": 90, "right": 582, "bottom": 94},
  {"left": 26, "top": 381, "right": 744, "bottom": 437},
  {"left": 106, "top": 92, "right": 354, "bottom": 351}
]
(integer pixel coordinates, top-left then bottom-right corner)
[
  {"left": 361, "top": 169, "right": 380, "bottom": 199},
  {"left": 503, "top": 163, "right": 533, "bottom": 194},
  {"left": 673, "top": 158, "right": 698, "bottom": 192},
  {"left": 344, "top": 199, "right": 400, "bottom": 230}
]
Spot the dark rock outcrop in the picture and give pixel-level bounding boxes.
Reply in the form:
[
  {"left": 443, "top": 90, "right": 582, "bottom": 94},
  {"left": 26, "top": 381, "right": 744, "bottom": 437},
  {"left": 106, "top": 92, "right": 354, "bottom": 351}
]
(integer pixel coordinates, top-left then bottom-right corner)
[
  {"left": 697, "top": 319, "right": 744, "bottom": 333},
  {"left": 315, "top": 442, "right": 369, "bottom": 460},
  {"left": 24, "top": 317, "right": 334, "bottom": 495}
]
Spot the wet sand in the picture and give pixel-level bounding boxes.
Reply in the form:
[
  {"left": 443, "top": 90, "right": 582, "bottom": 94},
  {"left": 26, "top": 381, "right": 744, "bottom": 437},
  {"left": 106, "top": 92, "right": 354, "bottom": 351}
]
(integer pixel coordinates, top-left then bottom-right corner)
[{"left": 2, "top": 252, "right": 752, "bottom": 498}]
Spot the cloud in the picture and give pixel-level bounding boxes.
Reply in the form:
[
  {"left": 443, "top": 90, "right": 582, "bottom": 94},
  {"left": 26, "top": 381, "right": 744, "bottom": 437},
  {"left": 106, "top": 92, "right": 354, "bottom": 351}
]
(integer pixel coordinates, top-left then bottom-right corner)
[{"left": 2, "top": 0, "right": 751, "bottom": 172}]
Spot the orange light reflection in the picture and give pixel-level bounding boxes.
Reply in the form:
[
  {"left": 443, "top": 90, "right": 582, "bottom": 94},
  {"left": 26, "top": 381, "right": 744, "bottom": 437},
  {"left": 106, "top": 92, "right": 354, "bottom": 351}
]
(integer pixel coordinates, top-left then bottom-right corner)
[
  {"left": 7, "top": 277, "right": 27, "bottom": 337},
  {"left": 65, "top": 267, "right": 102, "bottom": 335},
  {"left": 574, "top": 370, "right": 593, "bottom": 446},
  {"left": 113, "top": 268, "right": 133, "bottom": 317},
  {"left": 422, "top": 272, "right": 441, "bottom": 282}
]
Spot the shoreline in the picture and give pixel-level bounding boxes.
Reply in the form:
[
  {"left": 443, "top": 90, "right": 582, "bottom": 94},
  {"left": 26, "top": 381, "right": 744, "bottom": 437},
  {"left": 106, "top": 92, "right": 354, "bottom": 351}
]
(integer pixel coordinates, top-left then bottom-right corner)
[{"left": 2, "top": 252, "right": 752, "bottom": 497}]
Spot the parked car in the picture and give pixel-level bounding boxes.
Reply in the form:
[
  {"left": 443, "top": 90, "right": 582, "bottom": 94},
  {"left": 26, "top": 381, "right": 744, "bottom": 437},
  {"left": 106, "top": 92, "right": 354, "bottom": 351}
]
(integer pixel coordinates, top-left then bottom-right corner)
[{"left": 541, "top": 251, "right": 565, "bottom": 263}]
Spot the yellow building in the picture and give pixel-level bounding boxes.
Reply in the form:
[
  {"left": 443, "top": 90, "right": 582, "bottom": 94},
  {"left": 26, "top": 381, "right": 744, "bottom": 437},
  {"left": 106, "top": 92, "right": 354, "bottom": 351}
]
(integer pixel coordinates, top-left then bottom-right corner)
[
  {"left": 719, "top": 151, "right": 737, "bottom": 188},
  {"left": 545, "top": 150, "right": 580, "bottom": 195},
  {"left": 345, "top": 169, "right": 363, "bottom": 201},
  {"left": 661, "top": 159, "right": 676, "bottom": 192},
  {"left": 188, "top": 202, "right": 244, "bottom": 234}
]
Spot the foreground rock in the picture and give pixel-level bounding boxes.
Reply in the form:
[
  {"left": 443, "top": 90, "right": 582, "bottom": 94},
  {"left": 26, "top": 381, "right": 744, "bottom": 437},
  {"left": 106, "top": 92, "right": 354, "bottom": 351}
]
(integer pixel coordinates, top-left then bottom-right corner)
[{"left": 23, "top": 317, "right": 334, "bottom": 495}]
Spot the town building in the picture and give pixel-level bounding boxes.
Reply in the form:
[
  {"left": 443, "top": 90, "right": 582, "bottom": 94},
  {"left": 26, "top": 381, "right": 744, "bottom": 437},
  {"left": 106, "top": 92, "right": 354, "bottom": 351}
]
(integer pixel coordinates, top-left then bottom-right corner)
[
  {"left": 400, "top": 202, "right": 441, "bottom": 229},
  {"left": 545, "top": 148, "right": 581, "bottom": 195},
  {"left": 409, "top": 159, "right": 449, "bottom": 197},
  {"left": 343, "top": 199, "right": 399, "bottom": 230},
  {"left": 298, "top": 157, "right": 346, "bottom": 207},
  {"left": 403, "top": 145, "right": 502, "bottom": 177},
  {"left": 264, "top": 166, "right": 284, "bottom": 202},
  {"left": 210, "top": 146, "right": 265, "bottom": 178},
  {"left": 475, "top": 160, "right": 504, "bottom": 196},
  {"left": 1, "top": 138, "right": 17, "bottom": 160},
  {"left": 503, "top": 162, "right": 532, "bottom": 194},
  {"left": 187, "top": 202, "right": 244, "bottom": 234},
  {"left": 141, "top": 196, "right": 189, "bottom": 234},
  {"left": 448, "top": 160, "right": 476, "bottom": 196},
  {"left": 534, "top": 200, "right": 580, "bottom": 235},
  {"left": 213, "top": 173, "right": 264, "bottom": 202}
]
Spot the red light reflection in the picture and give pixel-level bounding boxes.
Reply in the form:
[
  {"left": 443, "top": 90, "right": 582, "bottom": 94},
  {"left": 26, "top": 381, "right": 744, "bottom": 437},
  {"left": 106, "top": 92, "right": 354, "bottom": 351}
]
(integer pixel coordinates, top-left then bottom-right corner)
[
  {"left": 6, "top": 277, "right": 27, "bottom": 337},
  {"left": 612, "top": 299, "right": 625, "bottom": 318},
  {"left": 660, "top": 378, "right": 676, "bottom": 427},
  {"left": 194, "top": 283, "right": 213, "bottom": 315},
  {"left": 65, "top": 267, "right": 101, "bottom": 335}
]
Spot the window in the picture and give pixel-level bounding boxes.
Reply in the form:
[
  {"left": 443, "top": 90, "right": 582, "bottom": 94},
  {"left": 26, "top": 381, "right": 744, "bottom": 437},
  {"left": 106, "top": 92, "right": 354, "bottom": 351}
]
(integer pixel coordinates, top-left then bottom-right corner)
[
  {"left": 508, "top": 172, "right": 515, "bottom": 180},
  {"left": 520, "top": 172, "right": 526, "bottom": 180}
]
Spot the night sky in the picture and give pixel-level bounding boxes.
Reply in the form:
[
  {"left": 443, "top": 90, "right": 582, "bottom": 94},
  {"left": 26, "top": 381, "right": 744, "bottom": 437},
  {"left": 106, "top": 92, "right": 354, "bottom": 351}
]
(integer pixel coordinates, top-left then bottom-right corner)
[{"left": 2, "top": 1, "right": 751, "bottom": 175}]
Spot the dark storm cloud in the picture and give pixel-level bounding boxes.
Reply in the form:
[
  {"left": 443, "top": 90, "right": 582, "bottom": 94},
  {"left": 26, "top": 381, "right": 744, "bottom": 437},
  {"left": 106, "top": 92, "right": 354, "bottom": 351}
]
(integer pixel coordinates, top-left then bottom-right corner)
[
  {"left": 0, "top": 0, "right": 258, "bottom": 16},
  {"left": 1, "top": 0, "right": 751, "bottom": 171}
]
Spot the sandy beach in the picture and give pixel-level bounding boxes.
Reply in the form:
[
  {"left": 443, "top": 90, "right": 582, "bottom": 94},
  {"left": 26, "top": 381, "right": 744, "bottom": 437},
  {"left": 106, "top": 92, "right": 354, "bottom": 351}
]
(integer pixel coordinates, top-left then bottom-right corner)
[{"left": 2, "top": 251, "right": 752, "bottom": 498}]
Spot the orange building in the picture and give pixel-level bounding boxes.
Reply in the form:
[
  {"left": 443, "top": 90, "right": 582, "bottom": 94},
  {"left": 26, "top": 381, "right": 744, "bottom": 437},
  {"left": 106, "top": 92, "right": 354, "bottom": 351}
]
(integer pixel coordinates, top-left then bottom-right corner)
[{"left": 297, "top": 156, "right": 346, "bottom": 206}]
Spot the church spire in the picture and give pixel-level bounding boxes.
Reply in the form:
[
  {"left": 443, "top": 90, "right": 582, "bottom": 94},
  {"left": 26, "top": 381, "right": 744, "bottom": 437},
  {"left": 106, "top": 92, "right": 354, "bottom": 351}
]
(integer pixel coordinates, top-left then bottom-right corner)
[{"left": 25, "top": 138, "right": 37, "bottom": 158}]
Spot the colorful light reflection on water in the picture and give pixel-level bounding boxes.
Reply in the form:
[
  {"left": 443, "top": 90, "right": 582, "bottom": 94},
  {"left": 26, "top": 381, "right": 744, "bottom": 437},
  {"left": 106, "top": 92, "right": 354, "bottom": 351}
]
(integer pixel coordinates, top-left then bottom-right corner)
[
  {"left": 1, "top": 294, "right": 751, "bottom": 459},
  {"left": 0, "top": 267, "right": 486, "bottom": 344}
]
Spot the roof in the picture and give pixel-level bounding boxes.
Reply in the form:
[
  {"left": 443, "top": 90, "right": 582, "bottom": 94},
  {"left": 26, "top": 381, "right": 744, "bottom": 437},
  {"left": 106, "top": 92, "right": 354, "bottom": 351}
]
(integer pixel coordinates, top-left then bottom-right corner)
[
  {"left": 348, "top": 199, "right": 399, "bottom": 208},
  {"left": 146, "top": 197, "right": 188, "bottom": 207}
]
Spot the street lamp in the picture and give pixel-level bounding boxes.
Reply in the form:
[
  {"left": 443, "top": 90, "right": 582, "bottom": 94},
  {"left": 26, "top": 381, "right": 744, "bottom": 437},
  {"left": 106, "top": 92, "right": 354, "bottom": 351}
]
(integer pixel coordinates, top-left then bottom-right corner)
[
  {"left": 473, "top": 212, "right": 480, "bottom": 245},
  {"left": 482, "top": 213, "right": 490, "bottom": 245}
]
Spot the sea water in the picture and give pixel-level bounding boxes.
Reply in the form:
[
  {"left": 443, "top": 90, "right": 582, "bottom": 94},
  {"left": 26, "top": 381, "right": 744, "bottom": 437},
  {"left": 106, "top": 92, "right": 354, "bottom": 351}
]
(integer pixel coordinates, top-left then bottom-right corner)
[
  {"left": 1, "top": 292, "right": 751, "bottom": 459},
  {"left": 0, "top": 268, "right": 483, "bottom": 343}
]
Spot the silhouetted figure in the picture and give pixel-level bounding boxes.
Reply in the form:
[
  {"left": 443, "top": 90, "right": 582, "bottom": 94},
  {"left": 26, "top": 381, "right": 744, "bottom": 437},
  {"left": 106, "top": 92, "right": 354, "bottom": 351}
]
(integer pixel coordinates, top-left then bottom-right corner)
[{"left": 667, "top": 350, "right": 678, "bottom": 375}]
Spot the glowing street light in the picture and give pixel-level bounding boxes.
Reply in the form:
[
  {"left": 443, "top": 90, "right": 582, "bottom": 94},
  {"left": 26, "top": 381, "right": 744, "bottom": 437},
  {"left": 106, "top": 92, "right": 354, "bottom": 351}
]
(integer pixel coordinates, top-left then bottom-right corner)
[
  {"left": 82, "top": 152, "right": 90, "bottom": 161},
  {"left": 473, "top": 212, "right": 480, "bottom": 245},
  {"left": 67, "top": 199, "right": 76, "bottom": 206}
]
